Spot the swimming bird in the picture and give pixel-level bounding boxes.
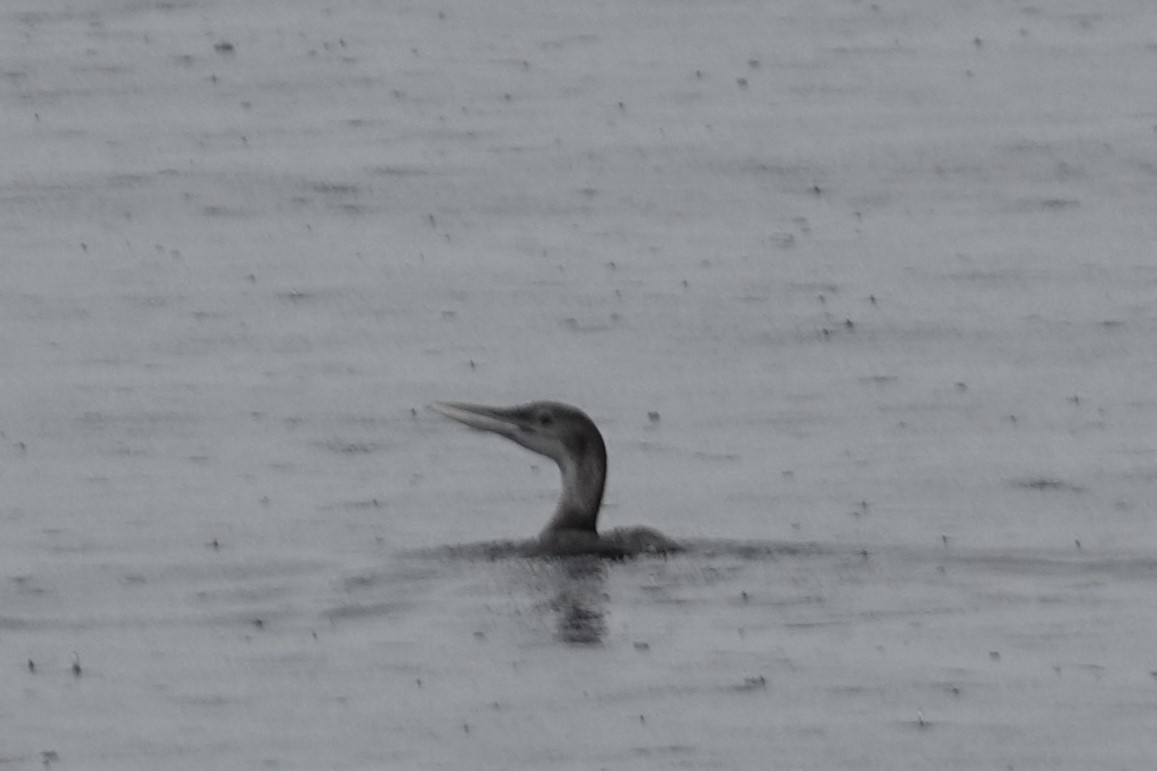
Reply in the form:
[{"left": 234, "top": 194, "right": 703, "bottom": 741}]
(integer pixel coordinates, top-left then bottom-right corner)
[{"left": 430, "top": 401, "right": 682, "bottom": 558}]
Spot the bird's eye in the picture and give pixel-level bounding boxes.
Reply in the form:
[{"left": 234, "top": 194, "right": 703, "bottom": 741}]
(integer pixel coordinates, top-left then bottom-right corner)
[{"left": 537, "top": 413, "right": 553, "bottom": 427}]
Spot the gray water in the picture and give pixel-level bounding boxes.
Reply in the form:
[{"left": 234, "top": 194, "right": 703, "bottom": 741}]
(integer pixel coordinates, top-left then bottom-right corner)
[{"left": 3, "top": 0, "right": 1157, "bottom": 768}]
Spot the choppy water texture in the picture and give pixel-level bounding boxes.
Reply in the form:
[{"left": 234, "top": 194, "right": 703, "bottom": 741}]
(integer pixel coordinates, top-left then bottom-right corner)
[{"left": 3, "top": 0, "right": 1157, "bottom": 768}]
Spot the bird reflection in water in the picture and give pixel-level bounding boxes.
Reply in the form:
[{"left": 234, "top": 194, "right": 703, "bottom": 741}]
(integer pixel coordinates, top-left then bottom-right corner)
[{"left": 547, "top": 557, "right": 608, "bottom": 644}]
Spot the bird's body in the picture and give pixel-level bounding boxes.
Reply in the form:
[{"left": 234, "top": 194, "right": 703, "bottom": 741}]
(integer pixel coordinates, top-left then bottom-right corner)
[{"left": 430, "top": 400, "right": 681, "bottom": 558}]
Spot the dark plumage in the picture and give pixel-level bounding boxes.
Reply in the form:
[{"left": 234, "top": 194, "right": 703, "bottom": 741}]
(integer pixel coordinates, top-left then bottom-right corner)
[{"left": 431, "top": 400, "right": 681, "bottom": 557}]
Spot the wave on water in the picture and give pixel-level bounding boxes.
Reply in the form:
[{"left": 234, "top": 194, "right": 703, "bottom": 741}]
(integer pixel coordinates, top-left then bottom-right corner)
[
  {"left": 406, "top": 537, "right": 1157, "bottom": 581},
  {"left": 407, "top": 538, "right": 841, "bottom": 562}
]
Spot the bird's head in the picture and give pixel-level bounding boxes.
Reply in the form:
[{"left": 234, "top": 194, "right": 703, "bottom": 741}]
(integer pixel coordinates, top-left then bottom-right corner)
[{"left": 430, "top": 401, "right": 604, "bottom": 467}]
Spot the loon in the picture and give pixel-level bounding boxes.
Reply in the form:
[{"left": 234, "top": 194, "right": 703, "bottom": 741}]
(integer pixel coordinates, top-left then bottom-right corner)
[{"left": 430, "top": 401, "right": 682, "bottom": 558}]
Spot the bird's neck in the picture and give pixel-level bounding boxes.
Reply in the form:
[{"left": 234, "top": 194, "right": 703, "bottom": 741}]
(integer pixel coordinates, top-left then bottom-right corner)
[{"left": 542, "top": 444, "right": 606, "bottom": 535}]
